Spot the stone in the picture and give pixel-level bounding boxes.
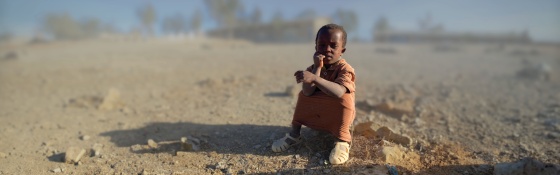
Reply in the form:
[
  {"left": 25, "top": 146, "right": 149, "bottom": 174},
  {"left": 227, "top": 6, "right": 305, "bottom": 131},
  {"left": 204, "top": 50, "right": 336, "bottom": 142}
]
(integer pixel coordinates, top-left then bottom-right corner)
[
  {"left": 494, "top": 157, "right": 560, "bottom": 175},
  {"left": 0, "top": 152, "right": 6, "bottom": 158},
  {"left": 51, "top": 168, "right": 62, "bottom": 173},
  {"left": 92, "top": 143, "right": 103, "bottom": 157},
  {"left": 180, "top": 137, "right": 200, "bottom": 151},
  {"left": 353, "top": 122, "right": 377, "bottom": 138},
  {"left": 147, "top": 139, "right": 158, "bottom": 148},
  {"left": 377, "top": 126, "right": 412, "bottom": 147},
  {"left": 98, "top": 88, "right": 125, "bottom": 111},
  {"left": 377, "top": 146, "right": 403, "bottom": 164},
  {"left": 80, "top": 135, "right": 90, "bottom": 141},
  {"left": 64, "top": 147, "right": 86, "bottom": 164},
  {"left": 372, "top": 100, "right": 415, "bottom": 119}
]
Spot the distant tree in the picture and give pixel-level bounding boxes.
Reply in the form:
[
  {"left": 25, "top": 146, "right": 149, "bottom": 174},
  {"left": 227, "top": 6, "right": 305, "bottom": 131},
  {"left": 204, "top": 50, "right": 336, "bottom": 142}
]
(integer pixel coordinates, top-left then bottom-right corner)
[
  {"left": 296, "top": 8, "right": 317, "bottom": 20},
  {"left": 204, "top": 0, "right": 243, "bottom": 38},
  {"left": 190, "top": 9, "right": 203, "bottom": 34},
  {"left": 374, "top": 16, "right": 390, "bottom": 32},
  {"left": 373, "top": 16, "right": 390, "bottom": 42},
  {"left": 162, "top": 14, "right": 188, "bottom": 35},
  {"left": 136, "top": 4, "right": 157, "bottom": 36},
  {"left": 270, "top": 11, "right": 285, "bottom": 40},
  {"left": 80, "top": 18, "right": 101, "bottom": 38},
  {"left": 332, "top": 9, "right": 358, "bottom": 33},
  {"left": 249, "top": 7, "right": 262, "bottom": 25},
  {"left": 0, "top": 32, "right": 13, "bottom": 43},
  {"left": 43, "top": 13, "right": 83, "bottom": 40}
]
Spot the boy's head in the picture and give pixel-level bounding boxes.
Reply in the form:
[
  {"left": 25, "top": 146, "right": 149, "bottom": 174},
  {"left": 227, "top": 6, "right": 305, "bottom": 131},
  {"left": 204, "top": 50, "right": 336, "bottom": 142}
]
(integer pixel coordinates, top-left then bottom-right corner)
[
  {"left": 315, "top": 24, "right": 347, "bottom": 63},
  {"left": 315, "top": 24, "right": 347, "bottom": 47}
]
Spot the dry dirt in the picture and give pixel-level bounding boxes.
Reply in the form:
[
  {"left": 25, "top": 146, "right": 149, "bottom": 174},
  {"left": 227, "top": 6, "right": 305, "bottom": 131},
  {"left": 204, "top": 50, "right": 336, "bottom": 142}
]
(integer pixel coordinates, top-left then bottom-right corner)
[{"left": 0, "top": 38, "right": 559, "bottom": 175}]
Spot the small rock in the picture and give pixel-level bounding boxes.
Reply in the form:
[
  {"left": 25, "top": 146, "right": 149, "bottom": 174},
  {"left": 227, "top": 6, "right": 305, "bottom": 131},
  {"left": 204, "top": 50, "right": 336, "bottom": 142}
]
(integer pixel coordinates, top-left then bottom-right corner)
[
  {"left": 98, "top": 88, "right": 125, "bottom": 111},
  {"left": 130, "top": 144, "right": 143, "bottom": 152},
  {"left": 180, "top": 137, "right": 200, "bottom": 151},
  {"left": 377, "top": 126, "right": 412, "bottom": 146},
  {"left": 51, "top": 168, "right": 62, "bottom": 173},
  {"left": 64, "top": 147, "right": 86, "bottom": 164},
  {"left": 216, "top": 161, "right": 227, "bottom": 169},
  {"left": 378, "top": 146, "right": 403, "bottom": 164},
  {"left": 147, "top": 139, "right": 158, "bottom": 148},
  {"left": 91, "top": 143, "right": 103, "bottom": 157},
  {"left": 80, "top": 135, "right": 90, "bottom": 141},
  {"left": 0, "top": 152, "right": 7, "bottom": 158}
]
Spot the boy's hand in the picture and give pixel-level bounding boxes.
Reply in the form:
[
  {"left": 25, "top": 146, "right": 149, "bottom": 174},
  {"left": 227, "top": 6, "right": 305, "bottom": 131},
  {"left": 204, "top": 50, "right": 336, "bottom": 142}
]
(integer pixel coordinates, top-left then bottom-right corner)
[
  {"left": 294, "top": 70, "right": 317, "bottom": 84},
  {"left": 313, "top": 52, "right": 325, "bottom": 68}
]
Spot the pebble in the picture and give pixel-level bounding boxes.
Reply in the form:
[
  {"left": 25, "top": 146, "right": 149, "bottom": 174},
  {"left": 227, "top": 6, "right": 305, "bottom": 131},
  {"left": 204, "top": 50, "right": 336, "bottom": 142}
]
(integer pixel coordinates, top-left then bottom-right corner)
[
  {"left": 80, "top": 135, "right": 90, "bottom": 141},
  {"left": 377, "top": 126, "right": 412, "bottom": 146},
  {"left": 0, "top": 152, "right": 6, "bottom": 158},
  {"left": 64, "top": 147, "right": 86, "bottom": 164},
  {"left": 92, "top": 143, "right": 103, "bottom": 156},
  {"left": 147, "top": 139, "right": 158, "bottom": 148},
  {"left": 51, "top": 168, "right": 62, "bottom": 173},
  {"left": 180, "top": 137, "right": 200, "bottom": 151}
]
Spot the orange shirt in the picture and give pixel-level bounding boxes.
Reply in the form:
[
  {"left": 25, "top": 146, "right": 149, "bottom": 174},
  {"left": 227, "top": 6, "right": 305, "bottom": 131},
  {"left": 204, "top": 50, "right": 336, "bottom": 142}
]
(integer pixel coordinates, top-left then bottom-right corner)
[{"left": 292, "top": 58, "right": 356, "bottom": 142}]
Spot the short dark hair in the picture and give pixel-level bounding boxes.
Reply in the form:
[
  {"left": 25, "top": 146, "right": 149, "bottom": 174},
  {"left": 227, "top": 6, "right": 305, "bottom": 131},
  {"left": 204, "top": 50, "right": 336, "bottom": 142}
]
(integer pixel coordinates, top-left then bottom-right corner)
[{"left": 315, "top": 23, "right": 347, "bottom": 47}]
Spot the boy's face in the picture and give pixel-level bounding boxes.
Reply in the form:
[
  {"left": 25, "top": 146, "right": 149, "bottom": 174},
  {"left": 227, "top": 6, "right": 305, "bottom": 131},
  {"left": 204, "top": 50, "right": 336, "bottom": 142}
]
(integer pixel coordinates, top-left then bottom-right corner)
[{"left": 315, "top": 29, "right": 346, "bottom": 64}]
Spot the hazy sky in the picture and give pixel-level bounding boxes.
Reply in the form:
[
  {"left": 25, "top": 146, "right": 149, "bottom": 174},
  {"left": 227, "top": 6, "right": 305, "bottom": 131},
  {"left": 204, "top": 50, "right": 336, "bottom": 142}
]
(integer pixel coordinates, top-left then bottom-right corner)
[{"left": 1, "top": 0, "right": 559, "bottom": 42}]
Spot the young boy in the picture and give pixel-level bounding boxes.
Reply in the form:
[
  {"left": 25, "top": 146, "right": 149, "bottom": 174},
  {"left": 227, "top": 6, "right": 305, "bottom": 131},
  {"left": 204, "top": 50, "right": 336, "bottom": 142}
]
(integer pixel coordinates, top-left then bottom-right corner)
[{"left": 272, "top": 24, "right": 356, "bottom": 165}]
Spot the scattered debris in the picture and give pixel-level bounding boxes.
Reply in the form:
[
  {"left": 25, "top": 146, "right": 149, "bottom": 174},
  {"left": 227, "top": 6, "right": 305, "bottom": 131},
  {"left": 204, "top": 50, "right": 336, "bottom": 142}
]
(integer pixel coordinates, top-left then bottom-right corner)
[
  {"left": 2, "top": 51, "right": 18, "bottom": 60},
  {"left": 375, "top": 47, "right": 398, "bottom": 54},
  {"left": 64, "top": 147, "right": 86, "bottom": 164},
  {"left": 494, "top": 157, "right": 560, "bottom": 175},
  {"left": 516, "top": 60, "right": 551, "bottom": 81},
  {"left": 387, "top": 164, "right": 399, "bottom": 175},
  {"left": 180, "top": 137, "right": 200, "bottom": 151}
]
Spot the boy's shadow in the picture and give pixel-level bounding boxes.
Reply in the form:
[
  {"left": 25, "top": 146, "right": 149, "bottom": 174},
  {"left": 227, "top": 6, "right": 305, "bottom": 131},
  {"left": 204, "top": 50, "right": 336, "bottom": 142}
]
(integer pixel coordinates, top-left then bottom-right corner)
[{"left": 99, "top": 121, "right": 333, "bottom": 156}]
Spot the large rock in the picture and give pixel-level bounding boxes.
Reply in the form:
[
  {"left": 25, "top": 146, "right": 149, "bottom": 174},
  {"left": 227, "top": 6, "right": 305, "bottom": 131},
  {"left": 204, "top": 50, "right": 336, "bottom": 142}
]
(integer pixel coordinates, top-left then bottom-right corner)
[
  {"left": 64, "top": 147, "right": 86, "bottom": 164},
  {"left": 377, "top": 146, "right": 403, "bottom": 164},
  {"left": 372, "top": 100, "right": 415, "bottom": 119},
  {"left": 494, "top": 157, "right": 559, "bottom": 175},
  {"left": 353, "top": 122, "right": 377, "bottom": 138},
  {"left": 377, "top": 126, "right": 412, "bottom": 147}
]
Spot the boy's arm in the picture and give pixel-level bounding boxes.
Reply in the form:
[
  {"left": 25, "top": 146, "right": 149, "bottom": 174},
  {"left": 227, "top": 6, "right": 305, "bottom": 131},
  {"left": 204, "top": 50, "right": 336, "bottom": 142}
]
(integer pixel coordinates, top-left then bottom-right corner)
[
  {"left": 313, "top": 76, "right": 347, "bottom": 98},
  {"left": 301, "top": 66, "right": 321, "bottom": 96},
  {"left": 296, "top": 67, "right": 347, "bottom": 98}
]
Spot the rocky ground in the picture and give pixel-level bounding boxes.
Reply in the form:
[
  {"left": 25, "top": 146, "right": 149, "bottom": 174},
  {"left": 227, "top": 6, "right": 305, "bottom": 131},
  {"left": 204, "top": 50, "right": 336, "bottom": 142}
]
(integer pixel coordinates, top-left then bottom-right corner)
[{"left": 0, "top": 38, "right": 559, "bottom": 174}]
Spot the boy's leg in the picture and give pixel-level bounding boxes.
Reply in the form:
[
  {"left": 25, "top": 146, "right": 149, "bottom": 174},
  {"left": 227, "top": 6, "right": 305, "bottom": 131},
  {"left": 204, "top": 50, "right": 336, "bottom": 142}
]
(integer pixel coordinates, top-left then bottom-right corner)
[{"left": 289, "top": 124, "right": 302, "bottom": 138}]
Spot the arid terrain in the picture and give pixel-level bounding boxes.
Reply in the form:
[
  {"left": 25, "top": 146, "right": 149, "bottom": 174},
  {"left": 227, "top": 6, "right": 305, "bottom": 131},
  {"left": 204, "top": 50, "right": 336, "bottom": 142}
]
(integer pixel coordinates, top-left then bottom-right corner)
[{"left": 0, "top": 38, "right": 559, "bottom": 174}]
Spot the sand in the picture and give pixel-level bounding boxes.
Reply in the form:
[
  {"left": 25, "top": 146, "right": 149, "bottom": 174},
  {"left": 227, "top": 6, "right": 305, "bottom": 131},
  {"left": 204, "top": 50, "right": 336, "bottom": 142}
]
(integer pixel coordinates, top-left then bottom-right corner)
[{"left": 0, "top": 38, "right": 558, "bottom": 174}]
